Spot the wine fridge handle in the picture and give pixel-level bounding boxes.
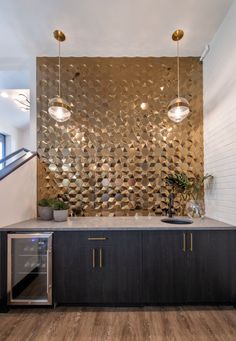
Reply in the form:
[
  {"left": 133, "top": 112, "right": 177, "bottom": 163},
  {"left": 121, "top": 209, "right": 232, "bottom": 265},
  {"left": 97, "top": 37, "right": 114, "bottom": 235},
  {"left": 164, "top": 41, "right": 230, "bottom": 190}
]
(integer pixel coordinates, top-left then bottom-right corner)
[
  {"left": 47, "top": 248, "right": 51, "bottom": 295},
  {"left": 47, "top": 241, "right": 52, "bottom": 303}
]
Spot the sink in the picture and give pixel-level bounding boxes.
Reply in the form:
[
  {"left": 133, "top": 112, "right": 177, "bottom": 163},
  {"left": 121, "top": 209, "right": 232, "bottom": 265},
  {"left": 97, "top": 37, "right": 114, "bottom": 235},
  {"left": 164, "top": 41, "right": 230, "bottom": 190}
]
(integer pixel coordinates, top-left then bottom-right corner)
[{"left": 161, "top": 218, "right": 193, "bottom": 225}]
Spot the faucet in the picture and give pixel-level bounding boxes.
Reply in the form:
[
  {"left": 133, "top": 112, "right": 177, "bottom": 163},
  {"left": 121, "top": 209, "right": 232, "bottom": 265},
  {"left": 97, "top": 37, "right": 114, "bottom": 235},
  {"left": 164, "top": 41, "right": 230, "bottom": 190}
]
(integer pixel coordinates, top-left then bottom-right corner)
[{"left": 167, "top": 193, "right": 175, "bottom": 218}]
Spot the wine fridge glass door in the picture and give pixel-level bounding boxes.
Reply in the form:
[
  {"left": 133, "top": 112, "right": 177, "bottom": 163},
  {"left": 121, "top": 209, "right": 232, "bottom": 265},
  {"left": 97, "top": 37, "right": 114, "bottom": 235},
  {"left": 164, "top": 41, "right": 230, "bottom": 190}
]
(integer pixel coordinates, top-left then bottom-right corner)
[{"left": 7, "top": 233, "right": 53, "bottom": 305}]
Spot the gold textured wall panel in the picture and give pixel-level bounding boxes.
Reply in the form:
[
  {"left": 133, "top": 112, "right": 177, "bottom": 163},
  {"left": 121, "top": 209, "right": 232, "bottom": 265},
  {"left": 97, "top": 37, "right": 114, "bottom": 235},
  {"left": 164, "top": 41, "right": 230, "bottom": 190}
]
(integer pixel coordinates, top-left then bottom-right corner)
[{"left": 37, "top": 57, "right": 203, "bottom": 216}]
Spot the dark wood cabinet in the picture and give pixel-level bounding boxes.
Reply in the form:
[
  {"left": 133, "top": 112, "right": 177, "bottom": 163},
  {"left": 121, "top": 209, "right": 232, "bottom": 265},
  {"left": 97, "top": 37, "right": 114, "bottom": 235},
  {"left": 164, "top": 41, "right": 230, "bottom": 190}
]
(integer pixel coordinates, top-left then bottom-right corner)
[
  {"left": 143, "top": 231, "right": 188, "bottom": 303},
  {"left": 187, "top": 231, "right": 236, "bottom": 303},
  {"left": 1, "top": 227, "right": 235, "bottom": 309},
  {"left": 142, "top": 230, "right": 236, "bottom": 304},
  {"left": 54, "top": 231, "right": 142, "bottom": 304}
]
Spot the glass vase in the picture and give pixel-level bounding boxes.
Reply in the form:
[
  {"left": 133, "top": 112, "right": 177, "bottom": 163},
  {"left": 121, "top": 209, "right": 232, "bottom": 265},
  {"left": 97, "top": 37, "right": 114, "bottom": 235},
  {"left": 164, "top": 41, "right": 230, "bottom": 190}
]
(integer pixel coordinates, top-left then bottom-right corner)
[{"left": 185, "top": 199, "right": 205, "bottom": 219}]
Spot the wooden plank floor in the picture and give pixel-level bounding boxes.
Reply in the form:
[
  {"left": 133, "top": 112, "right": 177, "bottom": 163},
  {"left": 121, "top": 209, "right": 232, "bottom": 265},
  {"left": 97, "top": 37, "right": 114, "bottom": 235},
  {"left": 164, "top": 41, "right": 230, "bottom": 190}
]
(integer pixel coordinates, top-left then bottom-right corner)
[{"left": 0, "top": 306, "right": 236, "bottom": 341}]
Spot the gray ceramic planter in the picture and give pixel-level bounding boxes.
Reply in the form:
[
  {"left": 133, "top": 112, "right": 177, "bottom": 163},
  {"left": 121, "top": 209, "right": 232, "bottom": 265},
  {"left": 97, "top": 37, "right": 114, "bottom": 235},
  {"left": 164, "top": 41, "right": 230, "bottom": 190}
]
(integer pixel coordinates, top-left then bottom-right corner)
[
  {"left": 53, "top": 209, "right": 68, "bottom": 222},
  {"left": 38, "top": 206, "right": 53, "bottom": 220}
]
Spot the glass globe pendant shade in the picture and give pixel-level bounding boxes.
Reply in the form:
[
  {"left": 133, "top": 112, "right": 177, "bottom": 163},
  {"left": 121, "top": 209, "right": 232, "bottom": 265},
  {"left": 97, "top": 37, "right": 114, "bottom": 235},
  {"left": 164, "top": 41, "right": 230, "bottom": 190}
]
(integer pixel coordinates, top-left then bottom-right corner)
[
  {"left": 48, "top": 97, "right": 71, "bottom": 122},
  {"left": 167, "top": 97, "right": 190, "bottom": 123},
  {"left": 48, "top": 30, "right": 72, "bottom": 123}
]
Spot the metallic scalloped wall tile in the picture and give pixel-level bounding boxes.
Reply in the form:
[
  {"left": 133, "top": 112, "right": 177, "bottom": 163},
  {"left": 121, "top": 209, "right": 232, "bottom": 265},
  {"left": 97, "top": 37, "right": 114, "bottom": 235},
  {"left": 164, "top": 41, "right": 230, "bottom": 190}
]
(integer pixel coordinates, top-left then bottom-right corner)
[{"left": 37, "top": 57, "right": 203, "bottom": 216}]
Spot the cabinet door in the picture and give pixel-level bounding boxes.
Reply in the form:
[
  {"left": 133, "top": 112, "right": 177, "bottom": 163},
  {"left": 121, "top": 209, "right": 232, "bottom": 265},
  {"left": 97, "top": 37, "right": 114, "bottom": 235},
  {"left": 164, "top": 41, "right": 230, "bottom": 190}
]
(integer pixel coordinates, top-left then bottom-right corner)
[
  {"left": 54, "top": 238, "right": 102, "bottom": 303},
  {"left": 142, "top": 231, "right": 188, "bottom": 304},
  {"left": 187, "top": 231, "right": 236, "bottom": 303},
  {"left": 54, "top": 231, "right": 141, "bottom": 304},
  {"left": 97, "top": 231, "right": 142, "bottom": 304}
]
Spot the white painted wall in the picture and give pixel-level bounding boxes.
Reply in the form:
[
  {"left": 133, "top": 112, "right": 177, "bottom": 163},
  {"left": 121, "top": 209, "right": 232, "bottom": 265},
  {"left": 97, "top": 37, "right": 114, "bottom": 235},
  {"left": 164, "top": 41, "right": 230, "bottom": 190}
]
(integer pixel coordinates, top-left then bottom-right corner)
[
  {"left": 0, "top": 111, "right": 30, "bottom": 155},
  {"left": 0, "top": 88, "right": 31, "bottom": 155},
  {"left": 0, "top": 59, "right": 36, "bottom": 153},
  {"left": 0, "top": 156, "right": 37, "bottom": 228},
  {"left": 18, "top": 125, "right": 32, "bottom": 151},
  {"left": 0, "top": 60, "right": 37, "bottom": 227},
  {"left": 0, "top": 70, "right": 30, "bottom": 89},
  {"left": 0, "top": 120, "right": 21, "bottom": 155},
  {"left": 204, "top": 1, "right": 236, "bottom": 225}
]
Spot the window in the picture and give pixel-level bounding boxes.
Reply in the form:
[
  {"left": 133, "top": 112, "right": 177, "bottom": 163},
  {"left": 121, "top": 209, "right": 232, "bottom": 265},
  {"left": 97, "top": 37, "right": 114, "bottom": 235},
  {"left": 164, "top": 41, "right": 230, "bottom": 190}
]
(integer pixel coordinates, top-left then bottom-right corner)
[{"left": 0, "top": 133, "right": 6, "bottom": 160}]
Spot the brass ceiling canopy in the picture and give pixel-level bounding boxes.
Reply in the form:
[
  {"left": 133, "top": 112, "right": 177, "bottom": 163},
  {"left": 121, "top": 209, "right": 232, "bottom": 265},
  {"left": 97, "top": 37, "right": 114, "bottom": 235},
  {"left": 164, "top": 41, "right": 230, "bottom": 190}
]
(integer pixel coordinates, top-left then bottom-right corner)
[
  {"left": 172, "top": 29, "right": 184, "bottom": 42},
  {"left": 54, "top": 30, "right": 66, "bottom": 42}
]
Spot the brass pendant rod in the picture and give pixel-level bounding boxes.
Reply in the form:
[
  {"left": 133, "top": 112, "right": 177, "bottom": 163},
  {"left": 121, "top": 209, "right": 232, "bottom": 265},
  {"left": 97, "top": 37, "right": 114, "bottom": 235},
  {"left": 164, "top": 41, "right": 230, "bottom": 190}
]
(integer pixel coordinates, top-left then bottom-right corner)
[
  {"left": 58, "top": 40, "right": 61, "bottom": 97},
  {"left": 172, "top": 29, "right": 184, "bottom": 100},
  {"left": 177, "top": 40, "right": 180, "bottom": 98}
]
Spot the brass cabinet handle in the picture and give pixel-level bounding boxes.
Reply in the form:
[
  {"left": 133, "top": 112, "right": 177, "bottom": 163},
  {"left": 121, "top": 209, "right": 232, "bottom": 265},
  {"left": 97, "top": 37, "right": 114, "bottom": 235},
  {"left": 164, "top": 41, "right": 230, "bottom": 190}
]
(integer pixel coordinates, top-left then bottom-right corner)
[
  {"left": 99, "top": 248, "right": 103, "bottom": 268},
  {"left": 183, "top": 233, "right": 186, "bottom": 252},
  {"left": 92, "top": 248, "right": 96, "bottom": 268},
  {"left": 88, "top": 237, "right": 108, "bottom": 241},
  {"left": 190, "top": 233, "right": 193, "bottom": 252}
]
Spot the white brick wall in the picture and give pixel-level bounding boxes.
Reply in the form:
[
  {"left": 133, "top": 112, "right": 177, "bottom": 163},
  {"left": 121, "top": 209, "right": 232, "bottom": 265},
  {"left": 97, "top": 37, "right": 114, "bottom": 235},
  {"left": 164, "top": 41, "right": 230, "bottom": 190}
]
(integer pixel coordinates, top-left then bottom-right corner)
[{"left": 204, "top": 0, "right": 236, "bottom": 225}]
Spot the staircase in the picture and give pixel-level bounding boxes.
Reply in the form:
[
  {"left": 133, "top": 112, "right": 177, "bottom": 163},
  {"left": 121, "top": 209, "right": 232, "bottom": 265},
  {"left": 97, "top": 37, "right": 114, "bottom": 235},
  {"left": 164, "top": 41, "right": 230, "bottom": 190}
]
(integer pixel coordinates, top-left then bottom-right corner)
[
  {"left": 0, "top": 149, "right": 37, "bottom": 228},
  {"left": 0, "top": 148, "right": 36, "bottom": 180}
]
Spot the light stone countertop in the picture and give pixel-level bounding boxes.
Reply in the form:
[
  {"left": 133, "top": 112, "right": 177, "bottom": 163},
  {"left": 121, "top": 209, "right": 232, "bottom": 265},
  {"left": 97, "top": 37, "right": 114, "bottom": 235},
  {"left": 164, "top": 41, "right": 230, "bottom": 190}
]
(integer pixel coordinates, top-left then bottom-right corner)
[{"left": 0, "top": 216, "right": 235, "bottom": 231}]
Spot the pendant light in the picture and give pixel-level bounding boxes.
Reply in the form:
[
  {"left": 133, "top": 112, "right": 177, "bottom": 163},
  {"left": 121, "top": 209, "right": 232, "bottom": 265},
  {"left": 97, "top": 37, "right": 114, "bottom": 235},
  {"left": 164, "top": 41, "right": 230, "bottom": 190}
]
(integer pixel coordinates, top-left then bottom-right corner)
[
  {"left": 48, "top": 30, "right": 71, "bottom": 122},
  {"left": 167, "top": 29, "right": 190, "bottom": 123}
]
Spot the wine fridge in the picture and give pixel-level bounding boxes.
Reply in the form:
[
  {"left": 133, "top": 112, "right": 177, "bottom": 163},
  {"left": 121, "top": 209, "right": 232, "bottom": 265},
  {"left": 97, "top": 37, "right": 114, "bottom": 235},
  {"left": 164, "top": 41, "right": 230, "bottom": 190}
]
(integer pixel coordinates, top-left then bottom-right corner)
[{"left": 7, "top": 233, "right": 53, "bottom": 305}]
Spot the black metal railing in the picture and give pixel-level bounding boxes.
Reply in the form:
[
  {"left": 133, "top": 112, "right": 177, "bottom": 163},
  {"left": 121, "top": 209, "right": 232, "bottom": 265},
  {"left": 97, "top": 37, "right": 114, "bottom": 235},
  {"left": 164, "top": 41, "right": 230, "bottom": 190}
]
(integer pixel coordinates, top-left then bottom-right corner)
[{"left": 0, "top": 148, "right": 37, "bottom": 181}]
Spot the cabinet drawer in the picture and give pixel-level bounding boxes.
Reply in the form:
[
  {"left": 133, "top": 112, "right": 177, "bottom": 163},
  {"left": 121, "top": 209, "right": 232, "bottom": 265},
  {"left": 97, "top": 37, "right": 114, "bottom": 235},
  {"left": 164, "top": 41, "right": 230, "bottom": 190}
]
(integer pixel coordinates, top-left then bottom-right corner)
[{"left": 55, "top": 231, "right": 138, "bottom": 246}]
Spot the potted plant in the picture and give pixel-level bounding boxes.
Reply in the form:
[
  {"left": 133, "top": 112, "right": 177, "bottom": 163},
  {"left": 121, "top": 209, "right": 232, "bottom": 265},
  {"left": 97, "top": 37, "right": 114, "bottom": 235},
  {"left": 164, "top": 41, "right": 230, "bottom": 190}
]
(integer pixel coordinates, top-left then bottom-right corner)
[
  {"left": 52, "top": 199, "right": 69, "bottom": 222},
  {"left": 38, "top": 198, "right": 54, "bottom": 221},
  {"left": 167, "top": 173, "right": 213, "bottom": 218}
]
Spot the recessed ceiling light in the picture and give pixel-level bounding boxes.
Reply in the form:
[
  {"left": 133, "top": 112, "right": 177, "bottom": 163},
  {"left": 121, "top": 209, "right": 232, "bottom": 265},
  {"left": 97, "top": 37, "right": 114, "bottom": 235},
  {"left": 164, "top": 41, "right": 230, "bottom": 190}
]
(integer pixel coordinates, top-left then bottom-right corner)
[
  {"left": 160, "top": 86, "right": 164, "bottom": 91},
  {"left": 0, "top": 91, "right": 9, "bottom": 98}
]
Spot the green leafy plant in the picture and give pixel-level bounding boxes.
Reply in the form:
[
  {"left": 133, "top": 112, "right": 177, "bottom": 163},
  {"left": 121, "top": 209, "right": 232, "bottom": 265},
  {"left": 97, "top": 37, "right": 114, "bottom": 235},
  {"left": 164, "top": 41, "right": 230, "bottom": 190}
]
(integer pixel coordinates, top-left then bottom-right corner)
[
  {"left": 167, "top": 173, "right": 191, "bottom": 192},
  {"left": 191, "top": 174, "right": 213, "bottom": 200},
  {"left": 38, "top": 198, "right": 55, "bottom": 207},
  {"left": 52, "top": 199, "right": 69, "bottom": 211},
  {"left": 167, "top": 173, "right": 213, "bottom": 201}
]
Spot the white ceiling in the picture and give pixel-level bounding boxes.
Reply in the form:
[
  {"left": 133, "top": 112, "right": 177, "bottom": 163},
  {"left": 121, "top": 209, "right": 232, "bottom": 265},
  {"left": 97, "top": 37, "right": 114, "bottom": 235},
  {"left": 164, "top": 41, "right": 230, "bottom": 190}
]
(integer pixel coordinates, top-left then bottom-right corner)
[
  {"left": 0, "top": 90, "right": 30, "bottom": 129},
  {"left": 0, "top": 0, "right": 233, "bottom": 59}
]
